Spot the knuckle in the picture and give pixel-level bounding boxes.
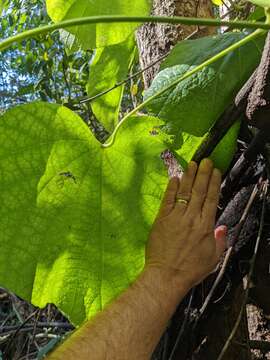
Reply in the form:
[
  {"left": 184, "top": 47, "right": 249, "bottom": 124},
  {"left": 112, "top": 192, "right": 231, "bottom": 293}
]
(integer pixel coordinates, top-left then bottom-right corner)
[
  {"left": 205, "top": 194, "right": 218, "bottom": 203},
  {"left": 181, "top": 214, "right": 192, "bottom": 226},
  {"left": 165, "top": 188, "right": 176, "bottom": 198},
  {"left": 183, "top": 214, "right": 199, "bottom": 229},
  {"left": 164, "top": 199, "right": 175, "bottom": 206},
  {"left": 192, "top": 188, "right": 206, "bottom": 198},
  {"left": 199, "top": 167, "right": 211, "bottom": 177},
  {"left": 176, "top": 191, "right": 191, "bottom": 200},
  {"left": 157, "top": 211, "right": 172, "bottom": 223}
]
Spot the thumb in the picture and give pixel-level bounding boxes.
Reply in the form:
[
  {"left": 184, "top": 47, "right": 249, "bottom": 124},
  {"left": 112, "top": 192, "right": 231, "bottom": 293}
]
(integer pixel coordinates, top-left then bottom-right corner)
[{"left": 214, "top": 225, "right": 228, "bottom": 258}]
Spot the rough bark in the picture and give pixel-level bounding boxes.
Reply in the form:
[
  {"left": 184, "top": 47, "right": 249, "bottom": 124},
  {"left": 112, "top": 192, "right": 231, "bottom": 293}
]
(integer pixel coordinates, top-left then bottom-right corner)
[
  {"left": 246, "top": 31, "right": 270, "bottom": 130},
  {"left": 136, "top": 0, "right": 216, "bottom": 88}
]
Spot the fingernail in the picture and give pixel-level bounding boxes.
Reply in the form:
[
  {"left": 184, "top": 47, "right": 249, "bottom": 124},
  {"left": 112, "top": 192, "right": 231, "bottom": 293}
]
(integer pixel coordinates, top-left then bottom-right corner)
[
  {"left": 188, "top": 161, "right": 197, "bottom": 170},
  {"left": 213, "top": 168, "right": 221, "bottom": 177},
  {"left": 219, "top": 225, "right": 228, "bottom": 235},
  {"left": 201, "top": 158, "right": 213, "bottom": 169}
]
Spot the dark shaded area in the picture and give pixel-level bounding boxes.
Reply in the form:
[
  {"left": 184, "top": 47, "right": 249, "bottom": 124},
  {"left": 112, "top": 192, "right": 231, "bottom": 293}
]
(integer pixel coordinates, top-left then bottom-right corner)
[{"left": 0, "top": 289, "right": 74, "bottom": 359}]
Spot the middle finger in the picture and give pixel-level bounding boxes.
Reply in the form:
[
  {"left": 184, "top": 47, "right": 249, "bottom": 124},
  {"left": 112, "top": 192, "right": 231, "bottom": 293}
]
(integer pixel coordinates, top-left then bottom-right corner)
[{"left": 187, "top": 158, "right": 214, "bottom": 214}]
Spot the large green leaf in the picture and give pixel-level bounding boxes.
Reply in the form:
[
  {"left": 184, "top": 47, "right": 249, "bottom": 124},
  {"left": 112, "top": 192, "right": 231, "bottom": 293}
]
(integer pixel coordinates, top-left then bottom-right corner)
[
  {"left": 0, "top": 102, "right": 167, "bottom": 325},
  {"left": 248, "top": 6, "right": 266, "bottom": 21},
  {"left": 88, "top": 36, "right": 136, "bottom": 132},
  {"left": 145, "top": 32, "right": 264, "bottom": 137},
  {"left": 46, "top": 0, "right": 151, "bottom": 49}
]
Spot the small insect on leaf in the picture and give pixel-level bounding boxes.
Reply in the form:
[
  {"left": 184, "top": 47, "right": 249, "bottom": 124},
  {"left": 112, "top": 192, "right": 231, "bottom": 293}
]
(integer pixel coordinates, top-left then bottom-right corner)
[
  {"left": 59, "top": 171, "right": 77, "bottom": 183},
  {"left": 56, "top": 171, "right": 77, "bottom": 187}
]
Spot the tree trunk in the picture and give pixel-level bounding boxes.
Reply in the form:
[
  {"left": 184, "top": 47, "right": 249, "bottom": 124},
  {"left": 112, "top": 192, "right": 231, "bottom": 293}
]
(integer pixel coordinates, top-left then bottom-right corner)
[
  {"left": 137, "top": 2, "right": 253, "bottom": 359},
  {"left": 136, "top": 0, "right": 216, "bottom": 89}
]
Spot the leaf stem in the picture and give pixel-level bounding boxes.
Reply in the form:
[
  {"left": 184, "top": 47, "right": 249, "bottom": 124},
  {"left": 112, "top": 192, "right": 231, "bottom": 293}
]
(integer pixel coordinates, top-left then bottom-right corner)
[
  {"left": 102, "top": 28, "right": 265, "bottom": 148},
  {"left": 76, "top": 50, "right": 170, "bottom": 105},
  {"left": 74, "top": 29, "right": 200, "bottom": 106},
  {"left": 0, "top": 15, "right": 269, "bottom": 52}
]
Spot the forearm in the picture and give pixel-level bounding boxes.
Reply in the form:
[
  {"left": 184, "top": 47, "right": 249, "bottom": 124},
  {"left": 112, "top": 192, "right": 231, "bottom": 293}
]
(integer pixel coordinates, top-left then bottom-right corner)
[{"left": 47, "top": 267, "right": 189, "bottom": 360}]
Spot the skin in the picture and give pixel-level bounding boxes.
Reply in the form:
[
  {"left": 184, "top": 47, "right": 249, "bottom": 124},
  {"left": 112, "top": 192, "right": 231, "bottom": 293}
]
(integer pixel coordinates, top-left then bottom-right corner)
[{"left": 47, "top": 159, "right": 227, "bottom": 360}]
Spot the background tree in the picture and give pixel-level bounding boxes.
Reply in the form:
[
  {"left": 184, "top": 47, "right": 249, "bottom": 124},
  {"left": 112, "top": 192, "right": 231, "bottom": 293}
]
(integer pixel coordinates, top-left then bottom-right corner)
[{"left": 137, "top": 0, "right": 215, "bottom": 88}]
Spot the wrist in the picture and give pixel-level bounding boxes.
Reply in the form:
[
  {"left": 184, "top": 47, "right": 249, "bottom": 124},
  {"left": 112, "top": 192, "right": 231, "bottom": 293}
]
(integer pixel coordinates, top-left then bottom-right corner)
[
  {"left": 144, "top": 264, "right": 193, "bottom": 294},
  {"left": 137, "top": 265, "right": 191, "bottom": 316}
]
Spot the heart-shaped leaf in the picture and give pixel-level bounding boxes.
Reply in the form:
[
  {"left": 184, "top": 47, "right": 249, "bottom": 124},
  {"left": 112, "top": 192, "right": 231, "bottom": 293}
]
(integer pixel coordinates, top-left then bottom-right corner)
[{"left": 0, "top": 102, "right": 167, "bottom": 325}]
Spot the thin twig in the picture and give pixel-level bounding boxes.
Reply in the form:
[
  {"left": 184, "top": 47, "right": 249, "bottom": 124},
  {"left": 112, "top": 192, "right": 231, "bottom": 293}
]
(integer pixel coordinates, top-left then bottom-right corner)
[
  {"left": 26, "top": 309, "right": 41, "bottom": 358},
  {"left": 77, "top": 30, "right": 202, "bottom": 106},
  {"left": 168, "top": 288, "right": 195, "bottom": 360},
  {"left": 217, "top": 180, "right": 268, "bottom": 360},
  {"left": 0, "top": 312, "right": 14, "bottom": 331},
  {"left": 199, "top": 183, "right": 259, "bottom": 317},
  {"left": 76, "top": 28, "right": 202, "bottom": 107},
  {"left": 17, "top": 351, "right": 38, "bottom": 360},
  {"left": 74, "top": 50, "right": 170, "bottom": 105},
  {"left": 11, "top": 294, "right": 24, "bottom": 324},
  {"left": 0, "top": 321, "right": 74, "bottom": 333},
  {"left": 3, "top": 309, "right": 39, "bottom": 356},
  {"left": 35, "top": 333, "right": 62, "bottom": 339},
  {"left": 17, "top": 335, "right": 30, "bottom": 360},
  {"left": 221, "top": 8, "right": 235, "bottom": 20},
  {"left": 221, "top": 0, "right": 230, "bottom": 11},
  {"left": 62, "top": 61, "right": 72, "bottom": 103}
]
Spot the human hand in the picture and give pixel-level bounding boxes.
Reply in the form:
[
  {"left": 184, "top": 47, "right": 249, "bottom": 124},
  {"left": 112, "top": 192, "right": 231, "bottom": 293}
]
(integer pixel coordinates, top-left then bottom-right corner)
[{"left": 145, "top": 159, "right": 227, "bottom": 292}]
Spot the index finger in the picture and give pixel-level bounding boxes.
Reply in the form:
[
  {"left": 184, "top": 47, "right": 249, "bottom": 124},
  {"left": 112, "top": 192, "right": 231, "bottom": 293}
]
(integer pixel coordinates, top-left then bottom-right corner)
[{"left": 158, "top": 177, "right": 179, "bottom": 218}]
